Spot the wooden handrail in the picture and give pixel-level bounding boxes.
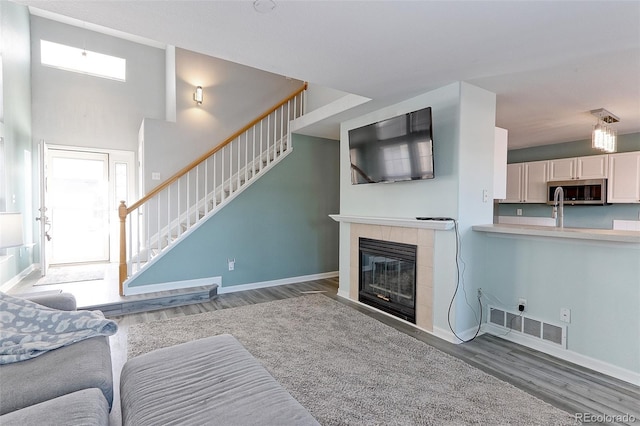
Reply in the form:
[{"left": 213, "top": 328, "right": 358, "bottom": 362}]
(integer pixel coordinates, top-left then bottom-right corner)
[
  {"left": 126, "top": 83, "right": 307, "bottom": 214},
  {"left": 118, "top": 82, "right": 307, "bottom": 294}
]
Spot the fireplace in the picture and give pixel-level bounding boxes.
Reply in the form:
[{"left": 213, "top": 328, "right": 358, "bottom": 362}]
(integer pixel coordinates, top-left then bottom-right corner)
[{"left": 359, "top": 238, "right": 417, "bottom": 323}]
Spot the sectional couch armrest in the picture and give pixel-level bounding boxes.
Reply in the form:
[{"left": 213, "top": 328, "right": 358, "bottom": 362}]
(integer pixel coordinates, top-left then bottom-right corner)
[
  {"left": 21, "top": 292, "right": 77, "bottom": 311},
  {"left": 0, "top": 336, "right": 113, "bottom": 415}
]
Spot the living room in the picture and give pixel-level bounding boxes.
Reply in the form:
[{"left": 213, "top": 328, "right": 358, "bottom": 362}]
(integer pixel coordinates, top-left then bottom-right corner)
[{"left": 1, "top": 1, "right": 639, "bottom": 425}]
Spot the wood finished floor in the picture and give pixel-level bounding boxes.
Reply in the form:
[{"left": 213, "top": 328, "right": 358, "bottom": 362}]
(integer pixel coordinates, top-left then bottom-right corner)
[{"left": 108, "top": 278, "right": 639, "bottom": 426}]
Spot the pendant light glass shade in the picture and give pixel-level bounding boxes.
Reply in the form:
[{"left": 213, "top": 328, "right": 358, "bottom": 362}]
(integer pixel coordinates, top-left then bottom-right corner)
[{"left": 590, "top": 109, "right": 618, "bottom": 153}]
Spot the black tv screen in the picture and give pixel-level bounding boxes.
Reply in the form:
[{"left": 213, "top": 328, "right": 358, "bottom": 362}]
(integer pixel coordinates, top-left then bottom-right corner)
[{"left": 348, "top": 107, "right": 434, "bottom": 185}]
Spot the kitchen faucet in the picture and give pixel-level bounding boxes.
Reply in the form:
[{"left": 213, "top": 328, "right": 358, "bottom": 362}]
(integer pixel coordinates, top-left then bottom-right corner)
[{"left": 552, "top": 186, "right": 564, "bottom": 228}]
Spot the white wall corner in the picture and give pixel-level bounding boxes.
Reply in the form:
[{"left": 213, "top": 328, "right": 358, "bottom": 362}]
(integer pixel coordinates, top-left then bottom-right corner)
[{"left": 165, "top": 45, "right": 177, "bottom": 123}]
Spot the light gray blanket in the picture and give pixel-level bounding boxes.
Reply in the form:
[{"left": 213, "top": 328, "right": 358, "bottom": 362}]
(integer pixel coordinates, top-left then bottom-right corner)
[{"left": 0, "top": 292, "right": 117, "bottom": 364}]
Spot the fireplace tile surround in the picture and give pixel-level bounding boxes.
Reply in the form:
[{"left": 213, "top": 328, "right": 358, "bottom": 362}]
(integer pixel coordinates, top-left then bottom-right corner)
[{"left": 349, "top": 223, "right": 434, "bottom": 331}]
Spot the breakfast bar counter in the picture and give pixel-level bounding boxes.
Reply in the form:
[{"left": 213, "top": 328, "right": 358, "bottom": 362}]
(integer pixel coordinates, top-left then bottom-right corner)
[
  {"left": 472, "top": 222, "right": 640, "bottom": 383},
  {"left": 473, "top": 223, "right": 640, "bottom": 245}
]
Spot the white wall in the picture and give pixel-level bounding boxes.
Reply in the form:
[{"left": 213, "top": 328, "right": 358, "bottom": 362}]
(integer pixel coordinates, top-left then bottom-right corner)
[
  {"left": 305, "top": 83, "right": 350, "bottom": 114},
  {"left": 0, "top": 1, "right": 35, "bottom": 286},
  {"left": 338, "top": 82, "right": 496, "bottom": 340},
  {"left": 141, "top": 48, "right": 303, "bottom": 194},
  {"left": 30, "top": 16, "right": 166, "bottom": 152},
  {"left": 454, "top": 83, "right": 498, "bottom": 333}
]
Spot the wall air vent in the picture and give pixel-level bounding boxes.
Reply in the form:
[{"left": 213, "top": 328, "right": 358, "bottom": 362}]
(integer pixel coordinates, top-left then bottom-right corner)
[{"left": 487, "top": 306, "right": 566, "bottom": 348}]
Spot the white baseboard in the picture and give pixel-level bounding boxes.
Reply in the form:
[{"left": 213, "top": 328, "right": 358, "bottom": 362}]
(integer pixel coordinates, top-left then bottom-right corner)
[
  {"left": 432, "top": 324, "right": 484, "bottom": 344},
  {"left": 124, "top": 276, "right": 222, "bottom": 296},
  {"left": 336, "top": 289, "right": 350, "bottom": 300},
  {"left": 217, "top": 271, "right": 339, "bottom": 294},
  {"left": 0, "top": 264, "right": 37, "bottom": 293},
  {"left": 483, "top": 324, "right": 640, "bottom": 386}
]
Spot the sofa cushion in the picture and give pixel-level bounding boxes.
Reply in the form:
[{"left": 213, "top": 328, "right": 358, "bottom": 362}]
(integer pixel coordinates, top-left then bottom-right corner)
[
  {"left": 0, "top": 388, "right": 109, "bottom": 426},
  {"left": 120, "top": 334, "right": 319, "bottom": 426},
  {"left": 0, "top": 336, "right": 113, "bottom": 415}
]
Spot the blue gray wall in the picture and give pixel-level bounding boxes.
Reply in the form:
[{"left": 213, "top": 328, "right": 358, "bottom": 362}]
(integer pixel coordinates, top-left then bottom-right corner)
[
  {"left": 483, "top": 131, "right": 640, "bottom": 378},
  {"left": 477, "top": 230, "right": 640, "bottom": 375},
  {"left": 499, "top": 132, "right": 640, "bottom": 229},
  {"left": 128, "top": 134, "right": 339, "bottom": 288},
  {"left": 507, "top": 132, "right": 640, "bottom": 163},
  {"left": 0, "top": 1, "right": 34, "bottom": 287}
]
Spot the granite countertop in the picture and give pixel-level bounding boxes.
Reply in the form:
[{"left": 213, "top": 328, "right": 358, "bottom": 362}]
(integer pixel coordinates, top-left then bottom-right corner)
[{"left": 473, "top": 223, "right": 640, "bottom": 244}]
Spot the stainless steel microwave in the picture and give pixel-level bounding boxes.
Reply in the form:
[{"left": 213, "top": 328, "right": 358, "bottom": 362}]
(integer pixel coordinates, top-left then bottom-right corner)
[{"left": 546, "top": 179, "right": 608, "bottom": 205}]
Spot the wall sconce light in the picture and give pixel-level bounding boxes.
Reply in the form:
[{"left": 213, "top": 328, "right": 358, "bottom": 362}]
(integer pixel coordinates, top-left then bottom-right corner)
[
  {"left": 0, "top": 212, "right": 24, "bottom": 249},
  {"left": 590, "top": 108, "right": 618, "bottom": 153},
  {"left": 193, "top": 86, "right": 203, "bottom": 105}
]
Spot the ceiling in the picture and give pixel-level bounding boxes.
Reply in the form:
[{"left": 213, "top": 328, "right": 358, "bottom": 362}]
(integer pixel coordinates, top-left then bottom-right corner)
[{"left": 18, "top": 0, "right": 640, "bottom": 149}]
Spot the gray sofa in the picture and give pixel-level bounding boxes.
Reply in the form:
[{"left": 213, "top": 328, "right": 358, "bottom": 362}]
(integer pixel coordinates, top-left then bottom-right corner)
[
  {"left": 120, "top": 334, "right": 319, "bottom": 425},
  {"left": 1, "top": 293, "right": 317, "bottom": 425},
  {"left": 0, "top": 292, "right": 113, "bottom": 426}
]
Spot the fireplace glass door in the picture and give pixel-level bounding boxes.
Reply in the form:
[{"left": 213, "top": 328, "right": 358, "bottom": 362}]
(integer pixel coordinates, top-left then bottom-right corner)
[{"left": 359, "top": 238, "right": 417, "bottom": 323}]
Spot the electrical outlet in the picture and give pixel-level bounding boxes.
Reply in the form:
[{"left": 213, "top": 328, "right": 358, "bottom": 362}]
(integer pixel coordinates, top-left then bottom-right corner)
[
  {"left": 228, "top": 258, "right": 235, "bottom": 271},
  {"left": 482, "top": 189, "right": 489, "bottom": 203},
  {"left": 516, "top": 208, "right": 523, "bottom": 216},
  {"left": 560, "top": 308, "right": 571, "bottom": 323},
  {"left": 518, "top": 298, "right": 527, "bottom": 312},
  {"left": 477, "top": 288, "right": 482, "bottom": 298}
]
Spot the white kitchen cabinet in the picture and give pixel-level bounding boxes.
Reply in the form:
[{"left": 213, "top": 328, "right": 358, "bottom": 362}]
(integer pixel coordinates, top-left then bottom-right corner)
[
  {"left": 493, "top": 127, "right": 508, "bottom": 200},
  {"left": 503, "top": 163, "right": 524, "bottom": 203},
  {"left": 549, "top": 155, "right": 608, "bottom": 181},
  {"left": 578, "top": 155, "right": 609, "bottom": 179},
  {"left": 523, "top": 160, "right": 549, "bottom": 202},
  {"left": 548, "top": 158, "right": 576, "bottom": 181},
  {"left": 608, "top": 152, "right": 640, "bottom": 203},
  {"left": 501, "top": 160, "right": 548, "bottom": 203}
]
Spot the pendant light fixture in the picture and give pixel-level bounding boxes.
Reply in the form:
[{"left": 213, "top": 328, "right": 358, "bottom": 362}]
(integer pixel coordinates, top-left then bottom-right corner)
[{"left": 590, "top": 108, "right": 618, "bottom": 153}]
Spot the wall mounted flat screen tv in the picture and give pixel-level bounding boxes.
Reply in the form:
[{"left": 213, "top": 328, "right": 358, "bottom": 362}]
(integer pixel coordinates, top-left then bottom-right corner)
[{"left": 348, "top": 107, "right": 434, "bottom": 185}]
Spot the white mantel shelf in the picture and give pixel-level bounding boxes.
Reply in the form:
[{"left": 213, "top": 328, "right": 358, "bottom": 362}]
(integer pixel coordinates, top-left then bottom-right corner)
[
  {"left": 473, "top": 224, "right": 640, "bottom": 244},
  {"left": 329, "top": 214, "right": 455, "bottom": 230}
]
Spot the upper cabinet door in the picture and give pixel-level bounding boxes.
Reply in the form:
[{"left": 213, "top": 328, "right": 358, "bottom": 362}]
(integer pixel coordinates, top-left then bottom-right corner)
[
  {"left": 577, "top": 154, "right": 608, "bottom": 179},
  {"left": 502, "top": 163, "right": 524, "bottom": 203},
  {"left": 548, "top": 158, "right": 577, "bottom": 181},
  {"left": 608, "top": 152, "right": 640, "bottom": 203},
  {"left": 523, "top": 160, "right": 549, "bottom": 203}
]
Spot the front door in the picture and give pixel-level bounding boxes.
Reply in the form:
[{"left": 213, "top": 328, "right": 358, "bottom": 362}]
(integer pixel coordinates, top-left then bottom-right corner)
[
  {"left": 38, "top": 140, "right": 52, "bottom": 275},
  {"left": 48, "top": 149, "right": 110, "bottom": 264}
]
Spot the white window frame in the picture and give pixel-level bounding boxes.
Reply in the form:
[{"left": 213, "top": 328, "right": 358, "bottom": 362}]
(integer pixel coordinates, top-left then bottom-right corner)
[{"left": 40, "top": 40, "right": 126, "bottom": 82}]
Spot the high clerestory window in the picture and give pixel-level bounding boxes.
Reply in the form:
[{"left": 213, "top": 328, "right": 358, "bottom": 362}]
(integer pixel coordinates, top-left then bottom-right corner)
[{"left": 40, "top": 40, "right": 126, "bottom": 82}]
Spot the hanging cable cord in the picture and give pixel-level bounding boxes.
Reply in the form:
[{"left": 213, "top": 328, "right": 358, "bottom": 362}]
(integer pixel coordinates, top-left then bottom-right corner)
[{"left": 447, "top": 219, "right": 482, "bottom": 343}]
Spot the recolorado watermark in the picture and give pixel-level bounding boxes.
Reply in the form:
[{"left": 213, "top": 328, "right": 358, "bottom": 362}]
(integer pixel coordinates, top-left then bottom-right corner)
[{"left": 575, "top": 413, "right": 636, "bottom": 423}]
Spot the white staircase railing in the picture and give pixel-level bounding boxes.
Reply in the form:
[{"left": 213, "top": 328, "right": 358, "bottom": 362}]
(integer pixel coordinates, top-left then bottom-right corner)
[{"left": 118, "top": 84, "right": 306, "bottom": 294}]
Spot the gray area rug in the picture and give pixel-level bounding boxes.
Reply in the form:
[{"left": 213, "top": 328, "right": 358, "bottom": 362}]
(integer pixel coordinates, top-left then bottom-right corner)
[
  {"left": 128, "top": 294, "right": 574, "bottom": 425},
  {"left": 35, "top": 263, "right": 105, "bottom": 285}
]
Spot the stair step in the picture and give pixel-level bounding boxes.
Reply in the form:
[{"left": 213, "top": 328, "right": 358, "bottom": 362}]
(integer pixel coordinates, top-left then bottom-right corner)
[{"left": 87, "top": 285, "right": 218, "bottom": 317}]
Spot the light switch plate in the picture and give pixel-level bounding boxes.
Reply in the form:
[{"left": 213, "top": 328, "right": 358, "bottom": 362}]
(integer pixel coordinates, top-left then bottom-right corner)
[{"left": 560, "top": 308, "right": 571, "bottom": 323}]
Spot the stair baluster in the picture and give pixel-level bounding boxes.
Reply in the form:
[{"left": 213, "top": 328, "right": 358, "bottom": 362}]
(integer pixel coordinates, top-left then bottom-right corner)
[{"left": 118, "top": 84, "right": 306, "bottom": 295}]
